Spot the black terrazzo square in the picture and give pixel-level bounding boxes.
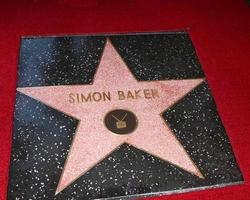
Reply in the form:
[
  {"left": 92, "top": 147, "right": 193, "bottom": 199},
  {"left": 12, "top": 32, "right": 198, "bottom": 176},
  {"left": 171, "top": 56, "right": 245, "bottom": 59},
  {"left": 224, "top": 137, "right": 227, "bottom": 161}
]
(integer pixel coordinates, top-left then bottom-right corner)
[{"left": 8, "top": 32, "right": 243, "bottom": 200}]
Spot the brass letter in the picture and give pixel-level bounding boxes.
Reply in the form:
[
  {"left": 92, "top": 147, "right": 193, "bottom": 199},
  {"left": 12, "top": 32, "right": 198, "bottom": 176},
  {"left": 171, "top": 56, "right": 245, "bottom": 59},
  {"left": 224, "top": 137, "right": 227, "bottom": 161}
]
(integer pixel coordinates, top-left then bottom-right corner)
[
  {"left": 103, "top": 91, "right": 111, "bottom": 101},
  {"left": 81, "top": 93, "right": 92, "bottom": 102},
  {"left": 69, "top": 93, "right": 75, "bottom": 103},
  {"left": 92, "top": 92, "right": 102, "bottom": 102},
  {"left": 127, "top": 91, "right": 135, "bottom": 99},
  {"left": 144, "top": 89, "right": 152, "bottom": 99},
  {"left": 151, "top": 89, "right": 159, "bottom": 98},
  {"left": 134, "top": 90, "right": 141, "bottom": 99},
  {"left": 118, "top": 91, "right": 125, "bottom": 100},
  {"left": 76, "top": 93, "right": 80, "bottom": 103}
]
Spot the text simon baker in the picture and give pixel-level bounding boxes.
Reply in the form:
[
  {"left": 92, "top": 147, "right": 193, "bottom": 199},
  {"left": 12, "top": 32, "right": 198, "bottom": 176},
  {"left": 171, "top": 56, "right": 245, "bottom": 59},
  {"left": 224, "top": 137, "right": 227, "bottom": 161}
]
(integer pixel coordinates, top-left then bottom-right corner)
[{"left": 69, "top": 89, "right": 159, "bottom": 103}]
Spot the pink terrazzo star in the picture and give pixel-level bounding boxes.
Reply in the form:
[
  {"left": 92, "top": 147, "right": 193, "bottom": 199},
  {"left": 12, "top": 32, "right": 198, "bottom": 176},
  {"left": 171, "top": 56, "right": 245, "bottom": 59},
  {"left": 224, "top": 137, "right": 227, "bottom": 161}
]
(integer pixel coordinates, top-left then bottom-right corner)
[{"left": 17, "top": 39, "right": 205, "bottom": 194}]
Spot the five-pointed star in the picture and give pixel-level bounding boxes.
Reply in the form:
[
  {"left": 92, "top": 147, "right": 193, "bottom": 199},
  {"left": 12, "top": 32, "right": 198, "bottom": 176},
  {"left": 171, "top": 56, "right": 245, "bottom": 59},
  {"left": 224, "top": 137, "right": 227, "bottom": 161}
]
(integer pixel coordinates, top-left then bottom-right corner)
[{"left": 17, "top": 39, "right": 204, "bottom": 195}]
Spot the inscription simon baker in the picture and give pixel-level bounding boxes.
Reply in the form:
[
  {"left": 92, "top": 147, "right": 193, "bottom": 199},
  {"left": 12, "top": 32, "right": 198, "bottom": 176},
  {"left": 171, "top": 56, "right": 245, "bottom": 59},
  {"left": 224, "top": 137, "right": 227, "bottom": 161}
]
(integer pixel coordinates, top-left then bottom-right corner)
[{"left": 69, "top": 89, "right": 159, "bottom": 103}]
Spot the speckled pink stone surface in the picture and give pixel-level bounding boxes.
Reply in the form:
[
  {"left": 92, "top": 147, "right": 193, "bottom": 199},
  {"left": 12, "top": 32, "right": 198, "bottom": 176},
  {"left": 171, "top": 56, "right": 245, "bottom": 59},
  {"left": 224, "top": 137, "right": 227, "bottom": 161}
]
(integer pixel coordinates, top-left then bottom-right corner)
[{"left": 17, "top": 40, "right": 204, "bottom": 194}]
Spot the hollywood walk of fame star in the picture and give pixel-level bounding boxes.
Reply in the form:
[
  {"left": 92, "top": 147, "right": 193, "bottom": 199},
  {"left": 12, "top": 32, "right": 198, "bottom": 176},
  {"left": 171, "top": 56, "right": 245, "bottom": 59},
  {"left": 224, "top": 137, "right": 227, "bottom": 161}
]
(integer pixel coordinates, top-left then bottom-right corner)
[{"left": 17, "top": 39, "right": 205, "bottom": 195}]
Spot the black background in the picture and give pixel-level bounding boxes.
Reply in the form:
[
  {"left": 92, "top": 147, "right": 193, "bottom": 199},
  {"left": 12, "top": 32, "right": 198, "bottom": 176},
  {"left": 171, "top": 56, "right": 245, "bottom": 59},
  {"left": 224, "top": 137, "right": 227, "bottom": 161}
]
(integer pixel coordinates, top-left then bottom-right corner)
[{"left": 8, "top": 33, "right": 243, "bottom": 200}]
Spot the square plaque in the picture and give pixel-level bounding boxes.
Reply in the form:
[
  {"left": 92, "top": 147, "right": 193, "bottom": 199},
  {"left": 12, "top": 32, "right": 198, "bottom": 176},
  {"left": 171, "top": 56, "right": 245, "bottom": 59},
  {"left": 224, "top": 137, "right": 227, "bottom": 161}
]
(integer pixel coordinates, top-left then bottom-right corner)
[{"left": 8, "top": 32, "right": 243, "bottom": 199}]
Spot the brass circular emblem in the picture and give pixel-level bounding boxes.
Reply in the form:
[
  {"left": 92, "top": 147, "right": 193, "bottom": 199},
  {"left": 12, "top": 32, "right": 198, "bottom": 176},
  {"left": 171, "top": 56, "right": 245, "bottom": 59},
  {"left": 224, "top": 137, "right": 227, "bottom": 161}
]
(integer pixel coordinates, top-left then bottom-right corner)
[{"left": 104, "top": 109, "right": 137, "bottom": 135}]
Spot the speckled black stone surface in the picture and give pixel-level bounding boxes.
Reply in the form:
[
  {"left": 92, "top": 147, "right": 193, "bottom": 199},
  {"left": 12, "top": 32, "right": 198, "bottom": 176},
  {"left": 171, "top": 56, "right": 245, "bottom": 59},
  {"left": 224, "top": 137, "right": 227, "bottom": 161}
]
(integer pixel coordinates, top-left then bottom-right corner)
[{"left": 9, "top": 32, "right": 243, "bottom": 200}]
